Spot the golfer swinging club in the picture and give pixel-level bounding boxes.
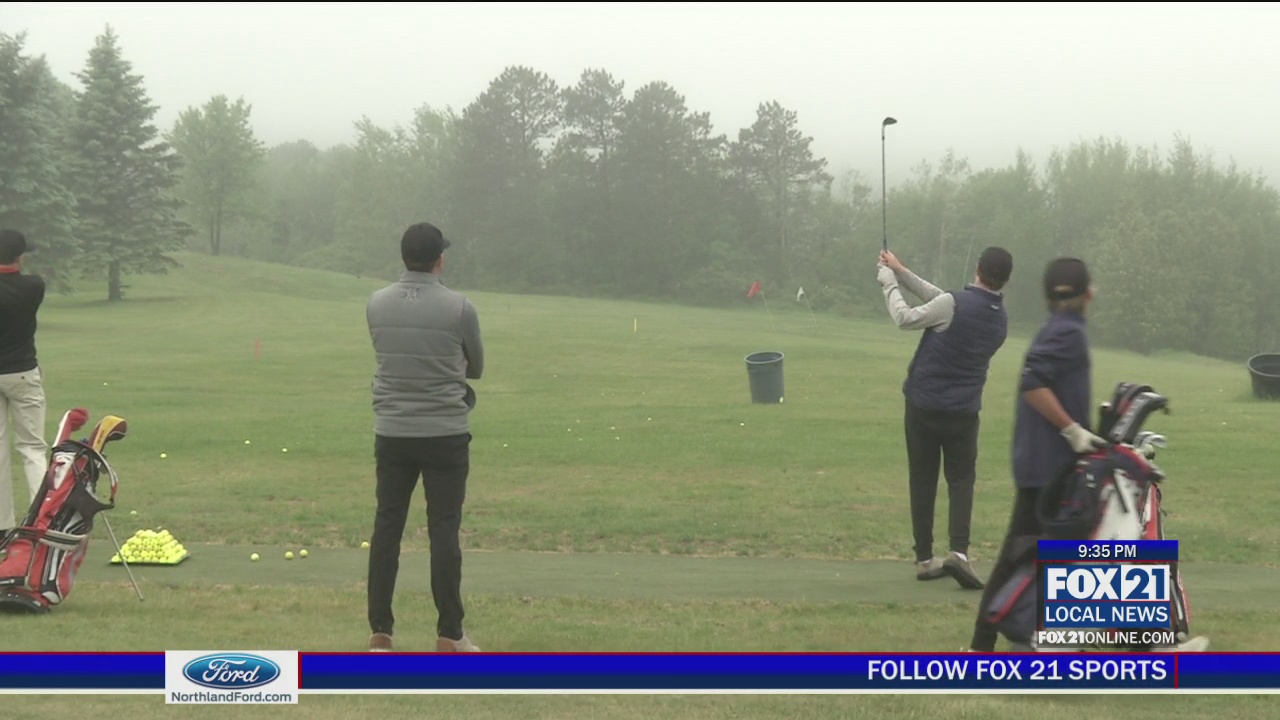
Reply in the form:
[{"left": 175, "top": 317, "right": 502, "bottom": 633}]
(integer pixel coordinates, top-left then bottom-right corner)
[{"left": 877, "top": 246, "right": 1013, "bottom": 589}]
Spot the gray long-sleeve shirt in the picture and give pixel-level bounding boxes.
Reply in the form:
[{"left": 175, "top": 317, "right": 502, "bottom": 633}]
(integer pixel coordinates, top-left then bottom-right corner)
[
  {"left": 366, "top": 271, "right": 484, "bottom": 438},
  {"left": 881, "top": 267, "right": 956, "bottom": 332}
]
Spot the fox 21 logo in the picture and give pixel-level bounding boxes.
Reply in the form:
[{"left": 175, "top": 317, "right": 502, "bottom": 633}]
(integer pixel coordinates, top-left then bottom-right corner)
[{"left": 1044, "top": 565, "right": 1170, "bottom": 601}]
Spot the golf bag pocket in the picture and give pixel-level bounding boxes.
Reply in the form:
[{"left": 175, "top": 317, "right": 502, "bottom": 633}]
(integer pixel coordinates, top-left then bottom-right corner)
[
  {"left": 981, "top": 535, "right": 1042, "bottom": 644},
  {"left": 0, "top": 528, "right": 89, "bottom": 610},
  {"left": 983, "top": 565, "right": 1037, "bottom": 644}
]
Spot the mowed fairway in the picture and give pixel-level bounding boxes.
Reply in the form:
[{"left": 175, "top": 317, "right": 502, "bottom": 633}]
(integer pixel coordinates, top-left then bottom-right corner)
[{"left": 4, "top": 253, "right": 1280, "bottom": 717}]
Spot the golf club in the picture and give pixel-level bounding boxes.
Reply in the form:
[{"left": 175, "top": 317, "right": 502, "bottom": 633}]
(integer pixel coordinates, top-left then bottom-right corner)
[
  {"left": 101, "top": 514, "right": 145, "bottom": 602},
  {"left": 881, "top": 116, "right": 897, "bottom": 251},
  {"left": 86, "top": 415, "right": 128, "bottom": 453},
  {"left": 55, "top": 408, "right": 89, "bottom": 445}
]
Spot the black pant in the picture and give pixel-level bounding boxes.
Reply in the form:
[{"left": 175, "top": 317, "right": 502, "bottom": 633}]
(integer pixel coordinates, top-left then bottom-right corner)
[
  {"left": 904, "top": 399, "right": 980, "bottom": 563},
  {"left": 367, "top": 433, "right": 471, "bottom": 640},
  {"left": 969, "top": 486, "right": 1043, "bottom": 651}
]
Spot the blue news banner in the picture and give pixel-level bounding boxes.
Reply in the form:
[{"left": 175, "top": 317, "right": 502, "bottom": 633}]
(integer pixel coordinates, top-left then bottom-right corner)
[{"left": 5, "top": 652, "right": 1280, "bottom": 692}]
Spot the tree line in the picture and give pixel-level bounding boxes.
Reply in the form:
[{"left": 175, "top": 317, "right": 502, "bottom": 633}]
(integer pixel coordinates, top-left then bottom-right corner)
[{"left": 3, "top": 27, "right": 1278, "bottom": 360}]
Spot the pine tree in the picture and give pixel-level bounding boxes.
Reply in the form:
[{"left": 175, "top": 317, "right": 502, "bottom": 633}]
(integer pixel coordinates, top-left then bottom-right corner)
[
  {"left": 67, "top": 26, "right": 191, "bottom": 301},
  {"left": 0, "top": 33, "right": 81, "bottom": 290}
]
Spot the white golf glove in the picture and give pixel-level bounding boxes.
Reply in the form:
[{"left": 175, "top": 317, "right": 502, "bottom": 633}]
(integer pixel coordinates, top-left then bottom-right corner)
[
  {"left": 1061, "top": 422, "right": 1107, "bottom": 454},
  {"left": 877, "top": 264, "right": 897, "bottom": 287}
]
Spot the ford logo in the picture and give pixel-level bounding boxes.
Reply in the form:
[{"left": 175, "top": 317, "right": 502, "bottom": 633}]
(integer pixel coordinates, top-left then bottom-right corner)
[{"left": 182, "top": 653, "right": 281, "bottom": 690}]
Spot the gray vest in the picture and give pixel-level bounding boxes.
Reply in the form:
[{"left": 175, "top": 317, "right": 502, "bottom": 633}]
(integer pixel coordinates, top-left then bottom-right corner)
[{"left": 367, "top": 272, "right": 473, "bottom": 438}]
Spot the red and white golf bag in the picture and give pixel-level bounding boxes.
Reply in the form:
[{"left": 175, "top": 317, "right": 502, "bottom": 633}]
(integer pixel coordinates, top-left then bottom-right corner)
[
  {"left": 0, "top": 410, "right": 126, "bottom": 614},
  {"left": 983, "top": 382, "right": 1195, "bottom": 648},
  {"left": 1085, "top": 383, "right": 1193, "bottom": 642},
  {"left": 1040, "top": 443, "right": 1194, "bottom": 645}
]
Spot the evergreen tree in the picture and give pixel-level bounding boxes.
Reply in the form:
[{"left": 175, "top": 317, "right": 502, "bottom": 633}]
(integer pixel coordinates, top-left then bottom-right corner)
[
  {"left": 0, "top": 33, "right": 80, "bottom": 290},
  {"left": 67, "top": 26, "right": 190, "bottom": 301}
]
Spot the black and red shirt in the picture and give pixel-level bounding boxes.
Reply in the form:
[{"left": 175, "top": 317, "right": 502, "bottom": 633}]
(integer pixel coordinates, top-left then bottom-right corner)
[{"left": 0, "top": 268, "right": 45, "bottom": 374}]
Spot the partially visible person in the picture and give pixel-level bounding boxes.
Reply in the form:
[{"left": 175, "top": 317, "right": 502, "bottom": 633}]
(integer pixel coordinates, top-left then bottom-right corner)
[
  {"left": 877, "top": 247, "right": 1013, "bottom": 590},
  {"left": 0, "top": 229, "right": 48, "bottom": 532},
  {"left": 364, "top": 222, "right": 485, "bottom": 653},
  {"left": 967, "top": 257, "right": 1105, "bottom": 652},
  {"left": 968, "top": 258, "right": 1212, "bottom": 652}
]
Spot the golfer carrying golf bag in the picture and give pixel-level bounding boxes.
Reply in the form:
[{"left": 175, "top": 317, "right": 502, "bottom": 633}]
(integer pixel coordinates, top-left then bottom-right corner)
[
  {"left": 877, "top": 246, "right": 1013, "bottom": 589},
  {"left": 966, "top": 257, "right": 1106, "bottom": 651}
]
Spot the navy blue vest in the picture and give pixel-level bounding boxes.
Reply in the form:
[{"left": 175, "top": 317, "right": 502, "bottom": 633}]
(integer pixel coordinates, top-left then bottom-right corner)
[{"left": 903, "top": 285, "right": 1008, "bottom": 414}]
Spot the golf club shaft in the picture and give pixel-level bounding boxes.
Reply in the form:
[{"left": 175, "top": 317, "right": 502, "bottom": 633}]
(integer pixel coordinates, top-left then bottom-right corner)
[
  {"left": 882, "top": 129, "right": 888, "bottom": 251},
  {"left": 102, "top": 514, "right": 145, "bottom": 601},
  {"left": 881, "top": 117, "right": 896, "bottom": 251}
]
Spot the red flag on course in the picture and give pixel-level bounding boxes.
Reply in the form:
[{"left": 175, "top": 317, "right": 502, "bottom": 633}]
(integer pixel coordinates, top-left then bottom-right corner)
[{"left": 746, "top": 280, "right": 762, "bottom": 299}]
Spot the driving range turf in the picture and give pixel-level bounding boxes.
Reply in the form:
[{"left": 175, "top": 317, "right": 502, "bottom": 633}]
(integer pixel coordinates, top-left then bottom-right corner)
[{"left": 4, "top": 252, "right": 1280, "bottom": 718}]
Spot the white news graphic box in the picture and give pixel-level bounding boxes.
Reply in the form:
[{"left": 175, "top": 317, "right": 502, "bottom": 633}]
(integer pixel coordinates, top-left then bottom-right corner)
[{"left": 164, "top": 650, "right": 299, "bottom": 704}]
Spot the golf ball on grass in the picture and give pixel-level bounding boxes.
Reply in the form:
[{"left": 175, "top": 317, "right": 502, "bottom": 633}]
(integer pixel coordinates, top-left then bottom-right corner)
[
  {"left": 361, "top": 541, "right": 370, "bottom": 549},
  {"left": 299, "top": 549, "right": 308, "bottom": 558},
  {"left": 250, "top": 553, "right": 260, "bottom": 562},
  {"left": 285, "top": 551, "right": 294, "bottom": 560}
]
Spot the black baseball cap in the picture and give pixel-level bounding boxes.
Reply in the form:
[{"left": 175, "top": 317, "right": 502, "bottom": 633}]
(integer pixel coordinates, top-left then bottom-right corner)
[
  {"left": 0, "top": 229, "right": 34, "bottom": 264},
  {"left": 401, "top": 222, "right": 451, "bottom": 267},
  {"left": 1043, "top": 257, "right": 1091, "bottom": 300}
]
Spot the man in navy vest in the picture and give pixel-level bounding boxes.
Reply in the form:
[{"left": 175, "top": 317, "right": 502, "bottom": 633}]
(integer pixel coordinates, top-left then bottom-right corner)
[{"left": 877, "top": 247, "right": 1013, "bottom": 590}]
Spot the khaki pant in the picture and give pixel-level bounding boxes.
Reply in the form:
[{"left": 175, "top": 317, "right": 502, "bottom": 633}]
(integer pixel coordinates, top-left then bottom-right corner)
[{"left": 0, "top": 368, "right": 47, "bottom": 530}]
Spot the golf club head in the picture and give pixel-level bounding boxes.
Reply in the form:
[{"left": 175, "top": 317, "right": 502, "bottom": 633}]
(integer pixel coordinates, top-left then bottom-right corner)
[
  {"left": 1132, "top": 431, "right": 1162, "bottom": 459},
  {"left": 86, "top": 415, "right": 128, "bottom": 453},
  {"left": 881, "top": 116, "right": 897, "bottom": 141}
]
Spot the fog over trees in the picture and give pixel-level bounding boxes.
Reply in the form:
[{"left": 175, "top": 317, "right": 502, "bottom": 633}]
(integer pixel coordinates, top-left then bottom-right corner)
[{"left": 3, "top": 26, "right": 1278, "bottom": 361}]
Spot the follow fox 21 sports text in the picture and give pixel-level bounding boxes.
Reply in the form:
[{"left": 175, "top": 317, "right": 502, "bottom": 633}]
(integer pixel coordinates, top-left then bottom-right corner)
[{"left": 868, "top": 658, "right": 1170, "bottom": 682}]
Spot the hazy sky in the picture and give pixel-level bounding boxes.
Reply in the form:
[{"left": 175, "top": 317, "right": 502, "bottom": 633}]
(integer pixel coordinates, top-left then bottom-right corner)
[{"left": 6, "top": 1, "right": 1280, "bottom": 186}]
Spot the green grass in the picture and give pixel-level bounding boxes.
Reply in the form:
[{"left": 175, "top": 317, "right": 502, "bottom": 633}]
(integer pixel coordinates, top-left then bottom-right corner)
[
  {"left": 3, "top": 252, "right": 1279, "bottom": 716},
  {"left": 28, "top": 253, "right": 1280, "bottom": 564},
  {"left": 16, "top": 693, "right": 1280, "bottom": 720}
]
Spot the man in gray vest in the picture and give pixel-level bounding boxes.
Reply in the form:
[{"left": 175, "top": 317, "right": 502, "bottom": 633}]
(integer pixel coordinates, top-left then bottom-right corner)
[
  {"left": 365, "top": 222, "right": 484, "bottom": 653},
  {"left": 877, "top": 247, "right": 1012, "bottom": 590}
]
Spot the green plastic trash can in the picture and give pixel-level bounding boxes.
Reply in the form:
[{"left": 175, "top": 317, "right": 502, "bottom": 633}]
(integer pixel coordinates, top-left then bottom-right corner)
[
  {"left": 745, "top": 351, "right": 785, "bottom": 404},
  {"left": 1248, "top": 353, "right": 1280, "bottom": 400}
]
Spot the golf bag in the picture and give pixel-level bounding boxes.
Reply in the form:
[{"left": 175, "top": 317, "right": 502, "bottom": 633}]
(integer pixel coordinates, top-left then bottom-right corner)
[
  {"left": 0, "top": 412, "right": 125, "bottom": 614},
  {"left": 982, "top": 382, "right": 1193, "bottom": 649}
]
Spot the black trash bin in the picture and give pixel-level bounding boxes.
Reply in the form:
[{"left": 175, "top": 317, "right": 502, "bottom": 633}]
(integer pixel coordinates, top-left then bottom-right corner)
[
  {"left": 1247, "top": 353, "right": 1280, "bottom": 400},
  {"left": 745, "top": 351, "right": 785, "bottom": 404}
]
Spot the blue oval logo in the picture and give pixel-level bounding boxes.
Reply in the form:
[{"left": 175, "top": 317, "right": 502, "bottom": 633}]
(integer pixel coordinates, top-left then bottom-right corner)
[{"left": 182, "top": 653, "right": 281, "bottom": 690}]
